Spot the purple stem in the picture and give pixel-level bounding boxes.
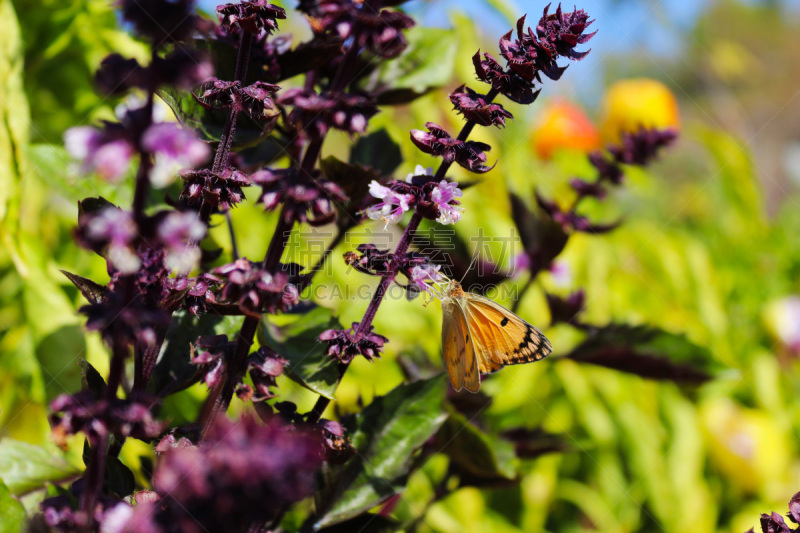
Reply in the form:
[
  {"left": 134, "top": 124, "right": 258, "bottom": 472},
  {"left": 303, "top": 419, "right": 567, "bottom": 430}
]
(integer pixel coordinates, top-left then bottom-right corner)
[
  {"left": 200, "top": 28, "right": 368, "bottom": 435},
  {"left": 80, "top": 340, "right": 129, "bottom": 523},
  {"left": 306, "top": 212, "right": 422, "bottom": 426},
  {"left": 78, "top": 434, "right": 107, "bottom": 530},
  {"left": 355, "top": 212, "right": 421, "bottom": 336},
  {"left": 307, "top": 88, "right": 499, "bottom": 425},
  {"left": 80, "top": 53, "right": 163, "bottom": 520},
  {"left": 198, "top": 204, "right": 295, "bottom": 436},
  {"left": 130, "top": 68, "right": 157, "bottom": 222},
  {"left": 214, "top": 31, "right": 253, "bottom": 173},
  {"left": 200, "top": 30, "right": 252, "bottom": 227},
  {"left": 353, "top": 86, "right": 498, "bottom": 336}
]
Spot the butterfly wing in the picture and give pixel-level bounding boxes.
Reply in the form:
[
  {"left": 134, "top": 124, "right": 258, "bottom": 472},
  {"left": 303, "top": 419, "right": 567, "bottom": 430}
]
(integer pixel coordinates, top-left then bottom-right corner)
[
  {"left": 460, "top": 294, "right": 552, "bottom": 375},
  {"left": 441, "top": 298, "right": 480, "bottom": 392}
]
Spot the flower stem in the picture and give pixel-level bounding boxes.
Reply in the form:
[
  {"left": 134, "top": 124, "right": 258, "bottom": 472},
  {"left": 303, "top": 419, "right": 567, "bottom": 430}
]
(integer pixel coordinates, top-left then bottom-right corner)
[
  {"left": 81, "top": 61, "right": 160, "bottom": 520},
  {"left": 306, "top": 212, "right": 423, "bottom": 426},
  {"left": 201, "top": 30, "right": 252, "bottom": 229},
  {"left": 211, "top": 32, "right": 253, "bottom": 174},
  {"left": 78, "top": 434, "right": 107, "bottom": 529},
  {"left": 198, "top": 204, "right": 294, "bottom": 436},
  {"left": 80, "top": 339, "right": 129, "bottom": 523},
  {"left": 131, "top": 91, "right": 156, "bottom": 221},
  {"left": 329, "top": 41, "right": 360, "bottom": 94},
  {"left": 263, "top": 208, "right": 294, "bottom": 270},
  {"left": 308, "top": 88, "right": 496, "bottom": 419},
  {"left": 356, "top": 207, "right": 422, "bottom": 339},
  {"left": 199, "top": 315, "right": 259, "bottom": 437},
  {"left": 226, "top": 210, "right": 240, "bottom": 260}
]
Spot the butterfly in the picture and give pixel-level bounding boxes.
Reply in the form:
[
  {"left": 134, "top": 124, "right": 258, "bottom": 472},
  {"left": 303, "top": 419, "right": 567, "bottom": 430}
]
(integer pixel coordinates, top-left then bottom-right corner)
[{"left": 437, "top": 278, "right": 553, "bottom": 392}]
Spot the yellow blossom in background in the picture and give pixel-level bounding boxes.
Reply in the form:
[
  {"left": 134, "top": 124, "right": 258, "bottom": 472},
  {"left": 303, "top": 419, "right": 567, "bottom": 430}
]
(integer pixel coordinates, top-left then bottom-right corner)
[{"left": 600, "top": 78, "right": 681, "bottom": 143}]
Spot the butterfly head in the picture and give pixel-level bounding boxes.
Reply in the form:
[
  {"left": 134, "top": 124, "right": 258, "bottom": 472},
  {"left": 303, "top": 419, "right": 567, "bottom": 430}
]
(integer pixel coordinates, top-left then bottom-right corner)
[{"left": 445, "top": 280, "right": 465, "bottom": 298}]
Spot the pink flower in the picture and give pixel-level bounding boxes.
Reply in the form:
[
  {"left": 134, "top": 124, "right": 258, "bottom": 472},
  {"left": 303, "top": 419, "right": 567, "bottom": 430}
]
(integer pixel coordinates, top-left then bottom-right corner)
[
  {"left": 365, "top": 180, "right": 414, "bottom": 229},
  {"left": 410, "top": 264, "right": 443, "bottom": 291},
  {"left": 549, "top": 261, "right": 572, "bottom": 287},
  {"left": 142, "top": 123, "right": 211, "bottom": 187},
  {"left": 84, "top": 208, "right": 140, "bottom": 273},
  {"left": 65, "top": 127, "right": 135, "bottom": 182},
  {"left": 157, "top": 212, "right": 206, "bottom": 274},
  {"left": 431, "top": 180, "right": 463, "bottom": 225},
  {"left": 512, "top": 252, "right": 530, "bottom": 278}
]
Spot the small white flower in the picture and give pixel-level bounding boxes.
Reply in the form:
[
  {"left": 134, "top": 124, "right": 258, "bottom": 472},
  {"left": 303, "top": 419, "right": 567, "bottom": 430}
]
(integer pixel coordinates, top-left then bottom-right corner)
[
  {"left": 64, "top": 127, "right": 99, "bottom": 160},
  {"left": 165, "top": 246, "right": 202, "bottom": 276},
  {"left": 405, "top": 164, "right": 433, "bottom": 183}
]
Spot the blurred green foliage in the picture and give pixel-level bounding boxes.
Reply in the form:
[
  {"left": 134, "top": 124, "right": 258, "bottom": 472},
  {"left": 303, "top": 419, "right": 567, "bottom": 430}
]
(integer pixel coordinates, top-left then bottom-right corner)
[{"left": 1, "top": 0, "right": 799, "bottom": 531}]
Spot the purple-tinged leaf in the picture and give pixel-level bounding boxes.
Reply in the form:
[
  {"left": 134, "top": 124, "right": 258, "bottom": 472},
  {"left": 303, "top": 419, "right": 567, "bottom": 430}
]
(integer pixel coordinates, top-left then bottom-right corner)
[
  {"left": 501, "top": 428, "right": 569, "bottom": 459},
  {"left": 60, "top": 270, "right": 109, "bottom": 305},
  {"left": 564, "top": 324, "right": 714, "bottom": 384},
  {"left": 789, "top": 492, "right": 800, "bottom": 523},
  {"left": 509, "top": 192, "right": 568, "bottom": 276}
]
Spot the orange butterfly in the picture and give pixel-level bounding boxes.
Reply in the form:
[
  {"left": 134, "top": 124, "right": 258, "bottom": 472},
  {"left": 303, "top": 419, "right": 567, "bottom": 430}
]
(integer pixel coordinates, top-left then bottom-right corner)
[{"left": 439, "top": 279, "right": 552, "bottom": 392}]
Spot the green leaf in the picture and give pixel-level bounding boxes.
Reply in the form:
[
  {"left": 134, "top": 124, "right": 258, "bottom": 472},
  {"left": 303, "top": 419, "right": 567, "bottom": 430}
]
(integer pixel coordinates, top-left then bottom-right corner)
[
  {"left": 34, "top": 325, "right": 86, "bottom": 403},
  {"left": 157, "top": 86, "right": 269, "bottom": 147},
  {"left": 0, "top": 0, "right": 30, "bottom": 232},
  {"left": 697, "top": 127, "right": 765, "bottom": 231},
  {"left": 0, "top": 479, "right": 25, "bottom": 533},
  {"left": 564, "top": 324, "right": 715, "bottom": 384},
  {"left": 316, "top": 514, "right": 400, "bottom": 533},
  {"left": 372, "top": 27, "right": 457, "bottom": 105},
  {"left": 435, "top": 409, "right": 518, "bottom": 488},
  {"left": 149, "top": 311, "right": 241, "bottom": 395},
  {"left": 315, "top": 375, "right": 448, "bottom": 528},
  {"left": 258, "top": 307, "right": 343, "bottom": 400},
  {"left": 0, "top": 439, "right": 80, "bottom": 496}
]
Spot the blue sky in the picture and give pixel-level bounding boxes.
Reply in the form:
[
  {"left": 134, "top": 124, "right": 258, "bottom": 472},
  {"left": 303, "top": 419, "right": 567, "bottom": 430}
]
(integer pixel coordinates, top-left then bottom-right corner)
[
  {"left": 198, "top": 0, "right": 800, "bottom": 104},
  {"left": 200, "top": 0, "right": 800, "bottom": 58}
]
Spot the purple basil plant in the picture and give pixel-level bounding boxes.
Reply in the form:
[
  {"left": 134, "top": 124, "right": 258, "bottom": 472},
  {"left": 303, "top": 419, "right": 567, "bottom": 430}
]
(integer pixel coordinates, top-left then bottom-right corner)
[
  {"left": 747, "top": 491, "right": 800, "bottom": 533},
  {"left": 37, "top": 0, "right": 707, "bottom": 531}
]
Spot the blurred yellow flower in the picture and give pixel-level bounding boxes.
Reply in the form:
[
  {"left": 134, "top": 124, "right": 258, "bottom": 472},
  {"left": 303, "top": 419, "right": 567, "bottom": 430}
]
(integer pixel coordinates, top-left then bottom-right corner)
[
  {"left": 701, "top": 399, "right": 791, "bottom": 496},
  {"left": 600, "top": 78, "right": 681, "bottom": 143}
]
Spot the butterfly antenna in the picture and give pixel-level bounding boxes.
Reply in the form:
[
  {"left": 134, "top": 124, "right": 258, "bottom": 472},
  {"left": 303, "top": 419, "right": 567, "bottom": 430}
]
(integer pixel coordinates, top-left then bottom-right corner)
[{"left": 459, "top": 249, "right": 481, "bottom": 285}]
